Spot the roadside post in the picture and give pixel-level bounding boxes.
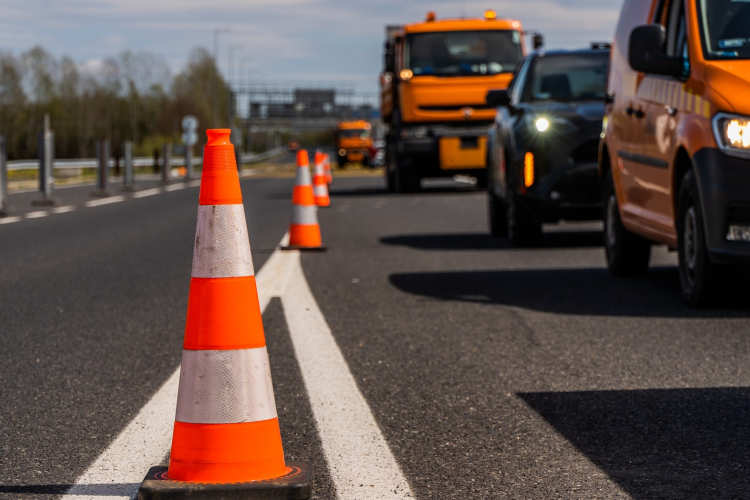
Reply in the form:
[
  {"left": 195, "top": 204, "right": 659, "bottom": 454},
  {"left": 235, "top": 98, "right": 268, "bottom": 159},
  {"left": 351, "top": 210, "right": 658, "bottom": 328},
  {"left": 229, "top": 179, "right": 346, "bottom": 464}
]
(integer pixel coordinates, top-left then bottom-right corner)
[
  {"left": 181, "top": 115, "right": 198, "bottom": 180},
  {"left": 162, "top": 143, "right": 171, "bottom": 183},
  {"left": 33, "top": 114, "right": 55, "bottom": 206},
  {"left": 232, "top": 125, "right": 242, "bottom": 171},
  {"left": 92, "top": 139, "right": 111, "bottom": 197},
  {"left": 0, "top": 134, "right": 7, "bottom": 215},
  {"left": 123, "top": 141, "right": 135, "bottom": 191}
]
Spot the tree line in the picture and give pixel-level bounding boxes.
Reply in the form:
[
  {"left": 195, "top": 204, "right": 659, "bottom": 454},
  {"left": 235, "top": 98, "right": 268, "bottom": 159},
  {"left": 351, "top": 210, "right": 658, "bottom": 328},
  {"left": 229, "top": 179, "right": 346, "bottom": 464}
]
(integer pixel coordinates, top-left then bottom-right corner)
[{"left": 0, "top": 46, "right": 230, "bottom": 160}]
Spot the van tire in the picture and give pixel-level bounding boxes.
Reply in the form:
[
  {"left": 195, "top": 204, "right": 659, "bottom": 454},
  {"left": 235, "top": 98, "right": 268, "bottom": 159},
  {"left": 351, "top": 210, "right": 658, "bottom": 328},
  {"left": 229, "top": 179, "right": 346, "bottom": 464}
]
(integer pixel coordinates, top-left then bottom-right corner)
[
  {"left": 604, "top": 171, "right": 651, "bottom": 276},
  {"left": 677, "top": 169, "right": 733, "bottom": 307}
]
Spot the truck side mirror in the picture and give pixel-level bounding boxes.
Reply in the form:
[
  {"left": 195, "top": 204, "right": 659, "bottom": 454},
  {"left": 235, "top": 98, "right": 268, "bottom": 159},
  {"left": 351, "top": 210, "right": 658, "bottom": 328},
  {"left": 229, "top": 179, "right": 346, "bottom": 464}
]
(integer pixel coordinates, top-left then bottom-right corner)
[
  {"left": 628, "top": 24, "right": 684, "bottom": 77},
  {"left": 533, "top": 33, "right": 544, "bottom": 50},
  {"left": 486, "top": 89, "right": 511, "bottom": 108}
]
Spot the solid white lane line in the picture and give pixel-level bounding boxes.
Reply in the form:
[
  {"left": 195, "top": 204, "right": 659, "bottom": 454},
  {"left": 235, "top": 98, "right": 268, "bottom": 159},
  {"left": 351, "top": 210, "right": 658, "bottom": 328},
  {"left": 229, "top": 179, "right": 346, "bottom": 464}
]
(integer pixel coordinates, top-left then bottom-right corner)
[
  {"left": 25, "top": 211, "right": 48, "bottom": 219},
  {"left": 187, "top": 180, "right": 201, "bottom": 188},
  {"left": 280, "top": 251, "right": 414, "bottom": 500},
  {"left": 86, "top": 196, "right": 125, "bottom": 208},
  {"left": 61, "top": 235, "right": 286, "bottom": 500},
  {"left": 53, "top": 206, "right": 76, "bottom": 214},
  {"left": 133, "top": 188, "right": 162, "bottom": 198},
  {"left": 0, "top": 216, "right": 21, "bottom": 224},
  {"left": 165, "top": 183, "right": 186, "bottom": 192}
]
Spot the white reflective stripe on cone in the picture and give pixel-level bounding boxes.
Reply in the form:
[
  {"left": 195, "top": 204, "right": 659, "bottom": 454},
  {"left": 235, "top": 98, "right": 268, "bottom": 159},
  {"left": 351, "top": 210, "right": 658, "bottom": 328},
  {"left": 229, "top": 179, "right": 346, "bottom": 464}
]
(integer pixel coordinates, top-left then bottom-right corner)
[
  {"left": 295, "top": 166, "right": 312, "bottom": 186},
  {"left": 192, "top": 205, "right": 255, "bottom": 278},
  {"left": 292, "top": 204, "right": 319, "bottom": 225},
  {"left": 315, "top": 163, "right": 325, "bottom": 176},
  {"left": 313, "top": 185, "right": 328, "bottom": 196},
  {"left": 176, "top": 347, "right": 278, "bottom": 424}
]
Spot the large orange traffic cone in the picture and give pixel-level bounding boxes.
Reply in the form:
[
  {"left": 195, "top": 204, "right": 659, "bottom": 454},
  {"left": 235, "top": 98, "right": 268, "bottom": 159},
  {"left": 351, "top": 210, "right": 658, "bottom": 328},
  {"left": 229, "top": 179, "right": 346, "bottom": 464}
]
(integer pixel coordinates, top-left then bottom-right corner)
[
  {"left": 281, "top": 150, "right": 325, "bottom": 251},
  {"left": 312, "top": 150, "right": 330, "bottom": 208},
  {"left": 324, "top": 153, "right": 333, "bottom": 185},
  {"left": 137, "top": 129, "right": 311, "bottom": 500}
]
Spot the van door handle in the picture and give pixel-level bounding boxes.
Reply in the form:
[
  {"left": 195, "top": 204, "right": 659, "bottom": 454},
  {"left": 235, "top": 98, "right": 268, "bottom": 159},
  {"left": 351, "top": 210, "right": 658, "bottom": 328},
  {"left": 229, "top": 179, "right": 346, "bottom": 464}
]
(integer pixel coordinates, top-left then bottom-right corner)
[{"left": 626, "top": 108, "right": 646, "bottom": 119}]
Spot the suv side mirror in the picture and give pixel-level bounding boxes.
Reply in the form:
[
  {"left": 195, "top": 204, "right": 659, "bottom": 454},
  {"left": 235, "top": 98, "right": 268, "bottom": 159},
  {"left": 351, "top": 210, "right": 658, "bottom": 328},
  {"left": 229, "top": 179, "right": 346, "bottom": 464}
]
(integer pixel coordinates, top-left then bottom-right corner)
[
  {"left": 628, "top": 24, "right": 684, "bottom": 77},
  {"left": 486, "top": 89, "right": 511, "bottom": 108},
  {"left": 533, "top": 33, "right": 544, "bottom": 50}
]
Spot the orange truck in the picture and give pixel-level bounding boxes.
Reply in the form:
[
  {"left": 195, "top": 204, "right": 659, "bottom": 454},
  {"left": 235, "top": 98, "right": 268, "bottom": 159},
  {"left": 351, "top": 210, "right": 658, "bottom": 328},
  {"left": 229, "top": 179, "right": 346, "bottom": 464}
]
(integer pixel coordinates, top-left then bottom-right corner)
[
  {"left": 335, "top": 120, "right": 373, "bottom": 167},
  {"left": 601, "top": 0, "right": 750, "bottom": 306},
  {"left": 381, "top": 10, "right": 540, "bottom": 192}
]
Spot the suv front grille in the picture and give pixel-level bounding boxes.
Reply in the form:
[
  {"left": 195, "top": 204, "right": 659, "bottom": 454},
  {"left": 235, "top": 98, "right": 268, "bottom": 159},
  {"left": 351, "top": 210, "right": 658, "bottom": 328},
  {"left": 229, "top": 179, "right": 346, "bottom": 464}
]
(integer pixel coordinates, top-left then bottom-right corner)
[{"left": 569, "top": 140, "right": 600, "bottom": 164}]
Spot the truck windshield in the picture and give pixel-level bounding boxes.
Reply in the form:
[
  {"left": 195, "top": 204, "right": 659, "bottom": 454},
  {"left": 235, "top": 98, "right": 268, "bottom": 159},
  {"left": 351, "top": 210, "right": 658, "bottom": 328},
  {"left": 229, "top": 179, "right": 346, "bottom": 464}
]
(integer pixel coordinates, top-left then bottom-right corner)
[
  {"left": 405, "top": 30, "right": 522, "bottom": 77},
  {"left": 339, "top": 130, "right": 369, "bottom": 139},
  {"left": 530, "top": 53, "right": 609, "bottom": 102},
  {"left": 697, "top": 0, "right": 750, "bottom": 59}
]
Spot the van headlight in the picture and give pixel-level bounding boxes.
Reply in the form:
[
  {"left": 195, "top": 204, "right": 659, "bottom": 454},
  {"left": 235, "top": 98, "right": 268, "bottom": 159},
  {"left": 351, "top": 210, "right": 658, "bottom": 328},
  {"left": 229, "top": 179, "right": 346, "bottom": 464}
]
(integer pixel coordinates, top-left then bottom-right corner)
[{"left": 713, "top": 113, "right": 750, "bottom": 158}]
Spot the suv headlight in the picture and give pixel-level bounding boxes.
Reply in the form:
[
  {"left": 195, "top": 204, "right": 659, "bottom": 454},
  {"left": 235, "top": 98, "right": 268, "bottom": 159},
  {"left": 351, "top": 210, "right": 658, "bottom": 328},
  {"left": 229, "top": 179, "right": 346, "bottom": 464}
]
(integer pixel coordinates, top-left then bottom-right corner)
[
  {"left": 713, "top": 113, "right": 750, "bottom": 159},
  {"left": 527, "top": 115, "right": 578, "bottom": 135},
  {"left": 401, "top": 127, "right": 429, "bottom": 139}
]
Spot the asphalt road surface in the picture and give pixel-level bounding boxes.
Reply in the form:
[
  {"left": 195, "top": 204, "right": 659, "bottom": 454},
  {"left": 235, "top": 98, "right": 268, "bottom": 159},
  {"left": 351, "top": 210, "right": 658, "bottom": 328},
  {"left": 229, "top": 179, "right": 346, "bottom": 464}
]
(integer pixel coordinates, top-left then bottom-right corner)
[{"left": 2, "top": 172, "right": 750, "bottom": 499}]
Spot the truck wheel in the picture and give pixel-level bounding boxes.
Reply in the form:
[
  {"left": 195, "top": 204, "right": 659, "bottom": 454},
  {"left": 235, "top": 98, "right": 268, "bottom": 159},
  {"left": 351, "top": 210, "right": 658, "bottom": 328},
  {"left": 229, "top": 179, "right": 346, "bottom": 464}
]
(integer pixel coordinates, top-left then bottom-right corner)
[
  {"left": 604, "top": 171, "right": 651, "bottom": 276},
  {"left": 677, "top": 169, "right": 732, "bottom": 307},
  {"left": 488, "top": 189, "right": 508, "bottom": 237},
  {"left": 395, "top": 166, "right": 420, "bottom": 193},
  {"left": 475, "top": 171, "right": 488, "bottom": 190},
  {"left": 507, "top": 191, "right": 541, "bottom": 246},
  {"left": 385, "top": 143, "right": 396, "bottom": 192},
  {"left": 338, "top": 153, "right": 346, "bottom": 168}
]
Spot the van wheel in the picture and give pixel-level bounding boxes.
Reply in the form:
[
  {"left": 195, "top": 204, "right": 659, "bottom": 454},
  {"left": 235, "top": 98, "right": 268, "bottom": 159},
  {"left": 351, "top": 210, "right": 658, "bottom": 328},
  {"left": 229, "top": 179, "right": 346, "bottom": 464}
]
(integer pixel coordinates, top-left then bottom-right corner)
[
  {"left": 507, "top": 191, "right": 541, "bottom": 246},
  {"left": 488, "top": 189, "right": 508, "bottom": 237},
  {"left": 604, "top": 171, "right": 651, "bottom": 276},
  {"left": 677, "top": 169, "right": 732, "bottom": 307}
]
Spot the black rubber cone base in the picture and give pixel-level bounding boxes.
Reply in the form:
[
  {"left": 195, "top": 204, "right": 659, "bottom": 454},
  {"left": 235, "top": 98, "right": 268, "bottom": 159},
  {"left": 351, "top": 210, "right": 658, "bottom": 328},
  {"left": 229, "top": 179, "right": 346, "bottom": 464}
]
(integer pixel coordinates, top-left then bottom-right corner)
[
  {"left": 280, "top": 245, "right": 327, "bottom": 252},
  {"left": 137, "top": 462, "right": 311, "bottom": 500}
]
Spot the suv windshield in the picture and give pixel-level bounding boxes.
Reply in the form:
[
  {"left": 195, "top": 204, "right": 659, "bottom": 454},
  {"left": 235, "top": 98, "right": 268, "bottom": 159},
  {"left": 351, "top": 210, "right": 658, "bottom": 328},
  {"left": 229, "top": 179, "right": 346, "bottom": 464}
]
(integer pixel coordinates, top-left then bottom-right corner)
[
  {"left": 697, "top": 0, "right": 750, "bottom": 59},
  {"left": 530, "top": 52, "right": 609, "bottom": 102},
  {"left": 405, "top": 30, "right": 523, "bottom": 77}
]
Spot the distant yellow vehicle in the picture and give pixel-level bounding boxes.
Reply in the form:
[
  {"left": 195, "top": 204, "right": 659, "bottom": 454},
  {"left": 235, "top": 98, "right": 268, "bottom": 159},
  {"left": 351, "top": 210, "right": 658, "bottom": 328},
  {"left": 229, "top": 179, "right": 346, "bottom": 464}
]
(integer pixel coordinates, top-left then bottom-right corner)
[
  {"left": 381, "top": 10, "right": 540, "bottom": 192},
  {"left": 335, "top": 121, "right": 373, "bottom": 167}
]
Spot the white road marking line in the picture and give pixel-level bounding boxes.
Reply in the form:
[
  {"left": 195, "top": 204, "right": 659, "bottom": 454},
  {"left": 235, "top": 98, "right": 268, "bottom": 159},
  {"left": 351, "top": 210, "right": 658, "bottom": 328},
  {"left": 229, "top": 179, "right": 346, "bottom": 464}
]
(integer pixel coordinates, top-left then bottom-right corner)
[
  {"left": 62, "top": 232, "right": 412, "bottom": 500},
  {"left": 0, "top": 216, "right": 21, "bottom": 224},
  {"left": 25, "top": 211, "right": 49, "bottom": 219},
  {"left": 280, "top": 251, "right": 414, "bottom": 500},
  {"left": 86, "top": 196, "right": 125, "bottom": 208},
  {"left": 187, "top": 180, "right": 201, "bottom": 188},
  {"left": 53, "top": 206, "right": 76, "bottom": 214},
  {"left": 165, "top": 183, "right": 186, "bottom": 192},
  {"left": 133, "top": 188, "right": 162, "bottom": 199},
  {"left": 61, "top": 234, "right": 288, "bottom": 500}
]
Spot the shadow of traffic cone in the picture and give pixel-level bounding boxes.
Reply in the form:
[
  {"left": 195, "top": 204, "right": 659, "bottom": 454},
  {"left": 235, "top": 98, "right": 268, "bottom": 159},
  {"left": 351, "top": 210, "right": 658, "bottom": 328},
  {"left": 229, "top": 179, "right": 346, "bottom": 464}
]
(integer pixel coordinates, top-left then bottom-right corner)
[
  {"left": 281, "top": 150, "right": 326, "bottom": 251},
  {"left": 313, "top": 150, "right": 330, "bottom": 208},
  {"left": 137, "top": 129, "right": 312, "bottom": 500},
  {"left": 324, "top": 153, "right": 333, "bottom": 185}
]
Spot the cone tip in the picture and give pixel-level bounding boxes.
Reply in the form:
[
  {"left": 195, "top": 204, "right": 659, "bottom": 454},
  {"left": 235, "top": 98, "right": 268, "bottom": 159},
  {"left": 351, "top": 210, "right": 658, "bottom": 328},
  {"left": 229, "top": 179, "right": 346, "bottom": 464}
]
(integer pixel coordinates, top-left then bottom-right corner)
[
  {"left": 206, "top": 129, "right": 232, "bottom": 147},
  {"left": 296, "top": 150, "right": 309, "bottom": 166}
]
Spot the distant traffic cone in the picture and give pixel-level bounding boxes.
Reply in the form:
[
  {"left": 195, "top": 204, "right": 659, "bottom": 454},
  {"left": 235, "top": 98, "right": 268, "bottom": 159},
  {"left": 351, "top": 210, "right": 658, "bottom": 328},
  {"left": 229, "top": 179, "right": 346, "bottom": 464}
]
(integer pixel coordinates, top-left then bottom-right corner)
[
  {"left": 137, "top": 129, "right": 312, "bottom": 500},
  {"left": 324, "top": 154, "right": 333, "bottom": 185},
  {"left": 281, "top": 150, "right": 325, "bottom": 251},
  {"left": 313, "top": 150, "right": 330, "bottom": 208}
]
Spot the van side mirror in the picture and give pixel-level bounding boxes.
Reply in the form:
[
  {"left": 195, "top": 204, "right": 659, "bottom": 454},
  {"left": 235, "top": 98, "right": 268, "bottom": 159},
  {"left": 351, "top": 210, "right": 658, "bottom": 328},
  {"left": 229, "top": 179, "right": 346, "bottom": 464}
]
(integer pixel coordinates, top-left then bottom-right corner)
[
  {"left": 486, "top": 89, "right": 511, "bottom": 108},
  {"left": 628, "top": 24, "right": 684, "bottom": 77}
]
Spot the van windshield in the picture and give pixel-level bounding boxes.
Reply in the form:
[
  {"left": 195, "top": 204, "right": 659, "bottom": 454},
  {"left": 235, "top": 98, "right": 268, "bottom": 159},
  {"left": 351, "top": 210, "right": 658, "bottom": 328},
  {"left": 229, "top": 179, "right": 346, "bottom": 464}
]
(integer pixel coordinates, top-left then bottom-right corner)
[
  {"left": 530, "top": 52, "right": 610, "bottom": 102},
  {"left": 405, "top": 30, "right": 523, "bottom": 77},
  {"left": 697, "top": 0, "right": 750, "bottom": 59}
]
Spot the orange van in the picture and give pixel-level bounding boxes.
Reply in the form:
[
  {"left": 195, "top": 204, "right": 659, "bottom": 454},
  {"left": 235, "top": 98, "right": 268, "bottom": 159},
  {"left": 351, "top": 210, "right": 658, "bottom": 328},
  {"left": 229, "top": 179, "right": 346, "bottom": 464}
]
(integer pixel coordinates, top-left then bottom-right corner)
[{"left": 601, "top": 0, "right": 750, "bottom": 306}]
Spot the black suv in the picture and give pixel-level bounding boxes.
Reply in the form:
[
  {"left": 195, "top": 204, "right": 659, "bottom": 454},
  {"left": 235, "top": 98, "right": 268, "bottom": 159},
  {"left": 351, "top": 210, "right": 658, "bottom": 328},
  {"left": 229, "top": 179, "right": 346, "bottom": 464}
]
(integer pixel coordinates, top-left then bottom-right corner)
[{"left": 485, "top": 47, "right": 610, "bottom": 245}]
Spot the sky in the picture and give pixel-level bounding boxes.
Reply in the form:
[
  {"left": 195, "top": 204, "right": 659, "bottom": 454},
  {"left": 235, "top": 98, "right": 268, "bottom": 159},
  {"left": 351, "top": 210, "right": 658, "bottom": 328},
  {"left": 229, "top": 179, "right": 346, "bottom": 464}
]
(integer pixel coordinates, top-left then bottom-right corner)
[{"left": 0, "top": 0, "right": 624, "bottom": 94}]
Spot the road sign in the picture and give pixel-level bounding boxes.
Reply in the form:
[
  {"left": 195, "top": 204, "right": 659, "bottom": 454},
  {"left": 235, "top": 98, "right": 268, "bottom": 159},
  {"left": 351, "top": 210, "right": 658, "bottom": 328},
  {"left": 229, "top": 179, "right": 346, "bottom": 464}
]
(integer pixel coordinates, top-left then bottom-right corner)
[
  {"left": 182, "top": 131, "right": 198, "bottom": 147},
  {"left": 181, "top": 115, "right": 198, "bottom": 132}
]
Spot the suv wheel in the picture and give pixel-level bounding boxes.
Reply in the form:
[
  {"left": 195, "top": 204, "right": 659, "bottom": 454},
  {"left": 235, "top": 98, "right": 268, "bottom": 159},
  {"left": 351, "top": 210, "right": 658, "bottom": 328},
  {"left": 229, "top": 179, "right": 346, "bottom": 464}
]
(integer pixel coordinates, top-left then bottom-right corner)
[
  {"left": 677, "top": 169, "right": 732, "bottom": 307},
  {"left": 507, "top": 190, "right": 541, "bottom": 246},
  {"left": 604, "top": 171, "right": 651, "bottom": 276}
]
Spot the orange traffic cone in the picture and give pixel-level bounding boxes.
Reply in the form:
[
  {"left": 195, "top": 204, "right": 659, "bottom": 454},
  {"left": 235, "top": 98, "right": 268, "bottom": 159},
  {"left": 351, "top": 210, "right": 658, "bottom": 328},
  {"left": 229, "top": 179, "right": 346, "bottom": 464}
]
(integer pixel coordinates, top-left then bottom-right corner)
[
  {"left": 324, "top": 153, "right": 333, "bottom": 185},
  {"left": 137, "top": 129, "right": 311, "bottom": 500},
  {"left": 313, "top": 150, "right": 330, "bottom": 208},
  {"left": 281, "top": 150, "right": 325, "bottom": 251}
]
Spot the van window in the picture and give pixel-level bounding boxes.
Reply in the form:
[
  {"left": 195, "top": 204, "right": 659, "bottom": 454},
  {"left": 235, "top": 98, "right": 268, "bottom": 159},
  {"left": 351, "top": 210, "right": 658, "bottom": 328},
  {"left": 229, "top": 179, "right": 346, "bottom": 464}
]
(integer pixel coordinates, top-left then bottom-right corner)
[{"left": 697, "top": 0, "right": 750, "bottom": 59}]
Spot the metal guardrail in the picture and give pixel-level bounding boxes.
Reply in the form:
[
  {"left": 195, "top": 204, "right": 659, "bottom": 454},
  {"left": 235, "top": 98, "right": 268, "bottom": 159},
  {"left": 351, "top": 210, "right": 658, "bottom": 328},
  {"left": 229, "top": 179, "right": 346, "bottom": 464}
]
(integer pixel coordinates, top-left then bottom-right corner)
[{"left": 6, "top": 148, "right": 286, "bottom": 171}]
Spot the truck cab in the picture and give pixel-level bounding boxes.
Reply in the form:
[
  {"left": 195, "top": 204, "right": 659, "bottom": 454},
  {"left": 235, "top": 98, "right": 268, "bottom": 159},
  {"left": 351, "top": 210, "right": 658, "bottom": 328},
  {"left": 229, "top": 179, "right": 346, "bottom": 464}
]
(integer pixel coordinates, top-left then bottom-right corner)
[
  {"left": 335, "top": 121, "right": 373, "bottom": 167},
  {"left": 381, "top": 10, "right": 534, "bottom": 192}
]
